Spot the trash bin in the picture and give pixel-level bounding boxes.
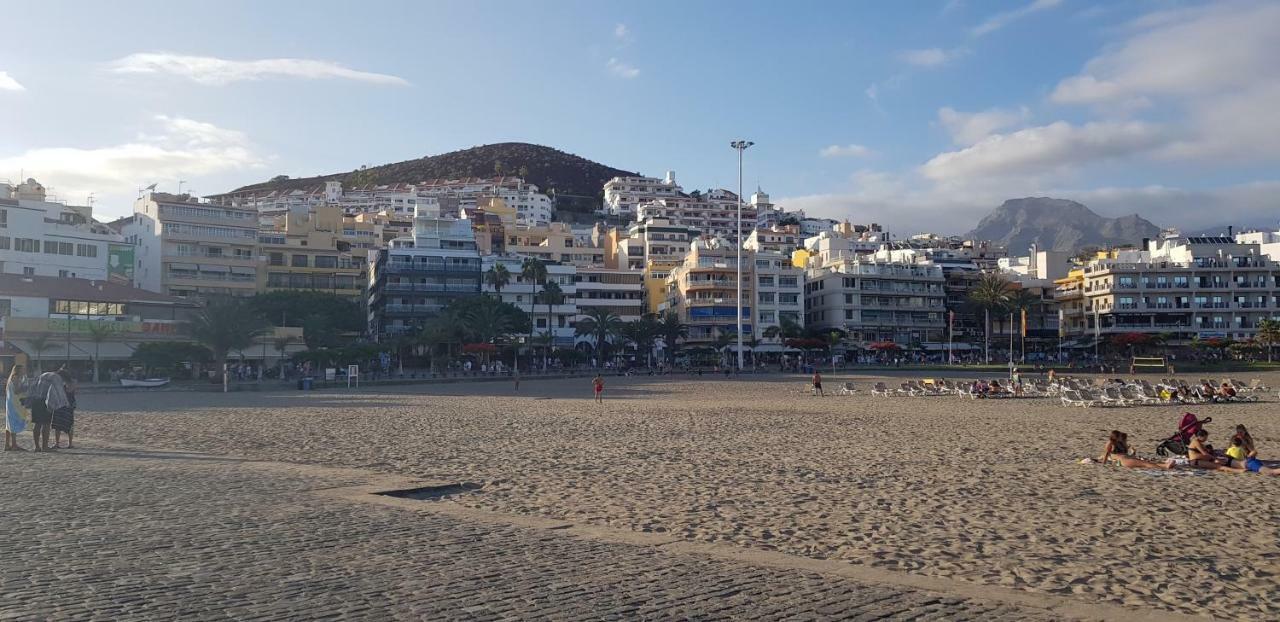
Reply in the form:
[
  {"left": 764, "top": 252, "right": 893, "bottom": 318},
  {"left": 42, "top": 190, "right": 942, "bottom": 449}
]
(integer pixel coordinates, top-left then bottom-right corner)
[{"left": 302, "top": 377, "right": 314, "bottom": 390}]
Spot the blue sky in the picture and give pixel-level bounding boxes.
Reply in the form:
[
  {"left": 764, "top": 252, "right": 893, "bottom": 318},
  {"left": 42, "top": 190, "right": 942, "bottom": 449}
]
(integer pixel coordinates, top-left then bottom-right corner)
[{"left": 2, "top": 0, "right": 1277, "bottom": 235}]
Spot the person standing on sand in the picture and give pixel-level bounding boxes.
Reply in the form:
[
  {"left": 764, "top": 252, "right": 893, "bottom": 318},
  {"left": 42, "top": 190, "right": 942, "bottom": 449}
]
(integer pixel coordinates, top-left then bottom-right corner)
[
  {"left": 4, "top": 364, "right": 31, "bottom": 452},
  {"left": 52, "top": 370, "right": 76, "bottom": 449},
  {"left": 593, "top": 374, "right": 604, "bottom": 403},
  {"left": 513, "top": 367, "right": 520, "bottom": 392},
  {"left": 812, "top": 371, "right": 823, "bottom": 397},
  {"left": 30, "top": 368, "right": 70, "bottom": 452}
]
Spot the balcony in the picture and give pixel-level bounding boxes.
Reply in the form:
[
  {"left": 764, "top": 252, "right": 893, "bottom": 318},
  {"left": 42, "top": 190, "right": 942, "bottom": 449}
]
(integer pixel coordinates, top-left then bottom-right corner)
[
  {"left": 685, "top": 279, "right": 737, "bottom": 289},
  {"left": 383, "top": 303, "right": 445, "bottom": 315},
  {"left": 384, "top": 282, "right": 477, "bottom": 293}
]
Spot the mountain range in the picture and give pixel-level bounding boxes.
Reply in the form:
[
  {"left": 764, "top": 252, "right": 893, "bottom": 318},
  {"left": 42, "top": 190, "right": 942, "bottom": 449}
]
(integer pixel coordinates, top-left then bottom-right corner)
[
  {"left": 965, "top": 197, "right": 1162, "bottom": 254},
  {"left": 232, "top": 143, "right": 636, "bottom": 203}
]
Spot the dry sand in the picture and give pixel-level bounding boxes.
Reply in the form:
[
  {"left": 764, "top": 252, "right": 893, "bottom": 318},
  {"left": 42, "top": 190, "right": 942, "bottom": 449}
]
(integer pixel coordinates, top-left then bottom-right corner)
[{"left": 79, "top": 372, "right": 1280, "bottom": 616}]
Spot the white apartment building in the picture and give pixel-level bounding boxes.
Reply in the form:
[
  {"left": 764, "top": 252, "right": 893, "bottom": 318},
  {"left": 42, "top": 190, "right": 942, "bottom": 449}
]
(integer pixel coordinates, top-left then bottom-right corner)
[
  {"left": 367, "top": 206, "right": 482, "bottom": 338},
  {"left": 752, "top": 251, "right": 804, "bottom": 343},
  {"left": 481, "top": 255, "right": 578, "bottom": 347},
  {"left": 1058, "top": 236, "right": 1280, "bottom": 344},
  {"left": 804, "top": 241, "right": 946, "bottom": 344},
  {"left": 122, "top": 192, "right": 260, "bottom": 298},
  {"left": 609, "top": 218, "right": 702, "bottom": 271},
  {"left": 0, "top": 178, "right": 126, "bottom": 281},
  {"left": 744, "top": 225, "right": 803, "bottom": 256},
  {"left": 603, "top": 171, "right": 681, "bottom": 217},
  {"left": 210, "top": 177, "right": 553, "bottom": 227},
  {"left": 574, "top": 266, "right": 645, "bottom": 324}
]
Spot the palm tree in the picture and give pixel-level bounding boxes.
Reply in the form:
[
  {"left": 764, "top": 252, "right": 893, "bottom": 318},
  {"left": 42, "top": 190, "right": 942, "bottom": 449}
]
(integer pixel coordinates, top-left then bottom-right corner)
[
  {"left": 576, "top": 307, "right": 624, "bottom": 368},
  {"left": 85, "top": 321, "right": 115, "bottom": 383},
  {"left": 539, "top": 280, "right": 564, "bottom": 367},
  {"left": 25, "top": 333, "right": 56, "bottom": 374},
  {"left": 1003, "top": 288, "right": 1039, "bottom": 363},
  {"left": 521, "top": 258, "right": 549, "bottom": 364},
  {"left": 1258, "top": 318, "right": 1280, "bottom": 363},
  {"left": 827, "top": 330, "right": 844, "bottom": 372},
  {"left": 465, "top": 299, "right": 518, "bottom": 345},
  {"left": 484, "top": 264, "right": 511, "bottom": 298},
  {"left": 657, "top": 311, "right": 688, "bottom": 367},
  {"left": 621, "top": 315, "right": 659, "bottom": 367},
  {"left": 272, "top": 335, "right": 296, "bottom": 378},
  {"left": 967, "top": 274, "right": 1013, "bottom": 364},
  {"left": 189, "top": 297, "right": 269, "bottom": 380}
]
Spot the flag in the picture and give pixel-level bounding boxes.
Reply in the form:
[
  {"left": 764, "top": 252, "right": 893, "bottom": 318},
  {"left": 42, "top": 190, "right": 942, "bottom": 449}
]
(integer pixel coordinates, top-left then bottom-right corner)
[
  {"left": 5, "top": 381, "right": 29, "bottom": 435},
  {"left": 1021, "top": 308, "right": 1027, "bottom": 337}
]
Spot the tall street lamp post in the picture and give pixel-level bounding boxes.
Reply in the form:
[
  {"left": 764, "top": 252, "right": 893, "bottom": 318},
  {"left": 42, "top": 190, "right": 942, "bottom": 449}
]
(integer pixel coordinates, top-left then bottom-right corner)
[{"left": 730, "top": 139, "right": 753, "bottom": 371}]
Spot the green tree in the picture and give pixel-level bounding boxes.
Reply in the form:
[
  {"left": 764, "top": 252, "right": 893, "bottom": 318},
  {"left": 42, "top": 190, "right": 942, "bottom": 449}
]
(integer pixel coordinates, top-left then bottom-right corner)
[
  {"left": 484, "top": 264, "right": 511, "bottom": 297},
  {"left": 131, "top": 342, "right": 211, "bottom": 377},
  {"left": 576, "top": 307, "right": 624, "bottom": 367},
  {"left": 621, "top": 314, "right": 660, "bottom": 367},
  {"left": 656, "top": 312, "right": 688, "bottom": 366},
  {"left": 272, "top": 335, "right": 296, "bottom": 378},
  {"left": 190, "top": 297, "right": 269, "bottom": 380},
  {"left": 827, "top": 330, "right": 844, "bottom": 372},
  {"left": 1257, "top": 318, "right": 1280, "bottom": 363},
  {"left": 85, "top": 322, "right": 115, "bottom": 383},
  {"left": 521, "top": 258, "right": 549, "bottom": 361},
  {"left": 24, "top": 333, "right": 56, "bottom": 374},
  {"left": 301, "top": 313, "right": 339, "bottom": 350},
  {"left": 538, "top": 280, "right": 564, "bottom": 366},
  {"left": 967, "top": 273, "right": 1014, "bottom": 364},
  {"left": 250, "top": 291, "right": 363, "bottom": 332}
]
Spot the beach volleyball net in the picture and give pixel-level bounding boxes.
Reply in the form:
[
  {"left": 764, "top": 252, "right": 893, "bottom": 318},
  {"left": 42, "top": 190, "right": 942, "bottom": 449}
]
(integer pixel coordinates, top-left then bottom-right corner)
[{"left": 1131, "top": 356, "right": 1167, "bottom": 373}]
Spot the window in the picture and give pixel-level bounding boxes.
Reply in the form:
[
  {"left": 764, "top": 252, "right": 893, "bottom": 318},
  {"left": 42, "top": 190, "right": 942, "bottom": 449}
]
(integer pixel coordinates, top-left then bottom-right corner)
[
  {"left": 779, "top": 293, "right": 799, "bottom": 304},
  {"left": 23, "top": 267, "right": 34, "bottom": 276},
  {"left": 269, "top": 253, "right": 285, "bottom": 266},
  {"left": 44, "top": 240, "right": 59, "bottom": 254},
  {"left": 75, "top": 244, "right": 98, "bottom": 257},
  {"left": 0, "top": 236, "right": 8, "bottom": 250},
  {"left": 779, "top": 276, "right": 798, "bottom": 287},
  {"left": 0, "top": 209, "right": 6, "bottom": 227},
  {"left": 0, "top": 300, "right": 9, "bottom": 316},
  {"left": 314, "top": 256, "right": 338, "bottom": 269},
  {"left": 205, "top": 247, "right": 223, "bottom": 258},
  {"left": 291, "top": 255, "right": 308, "bottom": 268},
  {"left": 59, "top": 270, "right": 71, "bottom": 278}
]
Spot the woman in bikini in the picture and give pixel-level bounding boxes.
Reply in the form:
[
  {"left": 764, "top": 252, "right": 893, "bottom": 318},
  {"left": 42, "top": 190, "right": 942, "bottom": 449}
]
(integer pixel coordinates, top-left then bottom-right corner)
[
  {"left": 1099, "top": 431, "right": 1176, "bottom": 469},
  {"left": 1223, "top": 426, "right": 1280, "bottom": 476},
  {"left": 1186, "top": 429, "right": 1245, "bottom": 473}
]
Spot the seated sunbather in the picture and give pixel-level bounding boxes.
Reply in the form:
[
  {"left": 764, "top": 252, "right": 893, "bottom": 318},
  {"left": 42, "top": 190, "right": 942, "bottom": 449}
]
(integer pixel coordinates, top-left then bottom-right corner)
[
  {"left": 1099, "top": 431, "right": 1175, "bottom": 470},
  {"left": 1224, "top": 434, "right": 1280, "bottom": 476},
  {"left": 1187, "top": 430, "right": 1245, "bottom": 472}
]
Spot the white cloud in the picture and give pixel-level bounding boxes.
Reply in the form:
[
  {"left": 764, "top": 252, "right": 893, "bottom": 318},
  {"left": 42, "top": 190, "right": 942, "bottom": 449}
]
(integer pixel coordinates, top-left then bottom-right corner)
[
  {"left": 0, "top": 115, "right": 263, "bottom": 211},
  {"left": 614, "top": 23, "right": 633, "bottom": 44},
  {"left": 606, "top": 58, "right": 640, "bottom": 79},
  {"left": 0, "top": 71, "right": 24, "bottom": 92},
  {"left": 1049, "top": 2, "right": 1280, "bottom": 162},
  {"left": 921, "top": 120, "right": 1169, "bottom": 182},
  {"left": 108, "top": 53, "right": 410, "bottom": 86},
  {"left": 819, "top": 144, "right": 874, "bottom": 158},
  {"left": 1052, "top": 3, "right": 1279, "bottom": 105},
  {"left": 972, "top": 0, "right": 1063, "bottom": 36},
  {"left": 937, "top": 106, "right": 1030, "bottom": 145},
  {"left": 898, "top": 47, "right": 967, "bottom": 68}
]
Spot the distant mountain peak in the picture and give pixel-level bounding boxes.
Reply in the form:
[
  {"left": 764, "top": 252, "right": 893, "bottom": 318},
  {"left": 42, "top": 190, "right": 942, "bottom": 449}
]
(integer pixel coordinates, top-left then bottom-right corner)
[{"left": 965, "top": 197, "right": 1161, "bottom": 253}]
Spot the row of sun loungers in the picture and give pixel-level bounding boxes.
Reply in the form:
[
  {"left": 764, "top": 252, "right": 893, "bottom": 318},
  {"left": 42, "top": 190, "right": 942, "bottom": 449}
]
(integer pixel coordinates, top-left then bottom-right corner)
[{"left": 1056, "top": 377, "right": 1265, "bottom": 407}]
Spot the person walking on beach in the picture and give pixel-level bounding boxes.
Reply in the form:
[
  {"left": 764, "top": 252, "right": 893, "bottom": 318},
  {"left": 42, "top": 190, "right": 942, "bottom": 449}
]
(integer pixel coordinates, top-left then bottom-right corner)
[
  {"left": 30, "top": 367, "right": 70, "bottom": 452},
  {"left": 812, "top": 371, "right": 824, "bottom": 397},
  {"left": 592, "top": 374, "right": 604, "bottom": 404},
  {"left": 52, "top": 370, "right": 76, "bottom": 449},
  {"left": 4, "top": 364, "right": 31, "bottom": 452},
  {"left": 513, "top": 367, "right": 520, "bottom": 392}
]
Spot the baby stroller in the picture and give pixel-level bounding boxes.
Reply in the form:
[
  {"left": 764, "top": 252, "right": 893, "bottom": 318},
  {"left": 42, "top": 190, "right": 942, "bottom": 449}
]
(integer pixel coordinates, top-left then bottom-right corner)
[{"left": 1155, "top": 412, "right": 1212, "bottom": 457}]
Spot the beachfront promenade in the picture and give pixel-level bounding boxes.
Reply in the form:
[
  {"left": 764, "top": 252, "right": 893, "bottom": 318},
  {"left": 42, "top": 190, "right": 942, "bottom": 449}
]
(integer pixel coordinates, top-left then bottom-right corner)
[{"left": 4, "top": 374, "right": 1277, "bottom": 619}]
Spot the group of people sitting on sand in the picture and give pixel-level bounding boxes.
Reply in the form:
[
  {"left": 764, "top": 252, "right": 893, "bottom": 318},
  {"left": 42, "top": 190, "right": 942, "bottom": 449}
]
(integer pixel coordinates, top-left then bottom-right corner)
[
  {"left": 1155, "top": 381, "right": 1248, "bottom": 404},
  {"left": 1096, "top": 425, "right": 1280, "bottom": 475},
  {"left": 969, "top": 379, "right": 1019, "bottom": 398}
]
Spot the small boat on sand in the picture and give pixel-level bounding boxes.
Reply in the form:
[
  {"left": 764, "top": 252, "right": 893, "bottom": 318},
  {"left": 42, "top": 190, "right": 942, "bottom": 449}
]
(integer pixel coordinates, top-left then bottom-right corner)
[{"left": 119, "top": 378, "right": 170, "bottom": 388}]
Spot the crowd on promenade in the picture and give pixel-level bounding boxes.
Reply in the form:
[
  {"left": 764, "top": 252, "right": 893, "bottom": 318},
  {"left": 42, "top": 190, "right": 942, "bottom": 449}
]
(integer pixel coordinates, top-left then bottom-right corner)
[{"left": 4, "top": 364, "right": 77, "bottom": 453}]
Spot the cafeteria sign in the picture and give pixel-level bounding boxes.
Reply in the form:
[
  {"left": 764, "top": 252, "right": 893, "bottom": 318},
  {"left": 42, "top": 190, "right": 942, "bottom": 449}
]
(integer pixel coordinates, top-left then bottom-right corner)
[
  {"left": 47, "top": 318, "right": 181, "bottom": 335},
  {"left": 108, "top": 244, "right": 136, "bottom": 286}
]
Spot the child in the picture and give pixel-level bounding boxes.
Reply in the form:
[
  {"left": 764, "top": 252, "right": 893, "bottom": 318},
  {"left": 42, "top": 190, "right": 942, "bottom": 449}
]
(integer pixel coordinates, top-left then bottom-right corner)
[{"left": 592, "top": 375, "right": 604, "bottom": 404}]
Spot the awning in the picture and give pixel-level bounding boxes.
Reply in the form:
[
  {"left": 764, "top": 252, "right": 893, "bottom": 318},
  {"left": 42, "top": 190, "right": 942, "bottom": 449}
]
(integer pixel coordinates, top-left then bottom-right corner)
[
  {"left": 169, "top": 262, "right": 198, "bottom": 271},
  {"left": 11, "top": 339, "right": 139, "bottom": 361},
  {"left": 921, "top": 343, "right": 977, "bottom": 351},
  {"left": 230, "top": 266, "right": 256, "bottom": 275},
  {"left": 200, "top": 264, "right": 230, "bottom": 273}
]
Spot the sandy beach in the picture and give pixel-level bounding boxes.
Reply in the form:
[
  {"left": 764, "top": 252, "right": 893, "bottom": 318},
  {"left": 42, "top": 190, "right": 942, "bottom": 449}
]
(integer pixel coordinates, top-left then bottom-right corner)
[{"left": 79, "top": 371, "right": 1280, "bottom": 616}]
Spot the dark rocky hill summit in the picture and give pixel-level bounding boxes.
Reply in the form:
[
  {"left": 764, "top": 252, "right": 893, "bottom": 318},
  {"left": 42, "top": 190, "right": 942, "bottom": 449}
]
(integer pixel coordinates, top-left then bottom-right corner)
[{"left": 966, "top": 197, "right": 1161, "bottom": 253}]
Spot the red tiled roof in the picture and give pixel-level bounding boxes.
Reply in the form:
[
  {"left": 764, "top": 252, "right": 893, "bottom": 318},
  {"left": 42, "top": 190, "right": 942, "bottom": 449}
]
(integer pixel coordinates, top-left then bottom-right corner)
[{"left": 0, "top": 274, "right": 197, "bottom": 306}]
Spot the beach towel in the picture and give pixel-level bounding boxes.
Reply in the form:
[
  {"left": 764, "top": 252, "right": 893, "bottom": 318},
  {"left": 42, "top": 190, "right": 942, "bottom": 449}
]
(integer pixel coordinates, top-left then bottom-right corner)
[{"left": 5, "top": 383, "right": 29, "bottom": 434}]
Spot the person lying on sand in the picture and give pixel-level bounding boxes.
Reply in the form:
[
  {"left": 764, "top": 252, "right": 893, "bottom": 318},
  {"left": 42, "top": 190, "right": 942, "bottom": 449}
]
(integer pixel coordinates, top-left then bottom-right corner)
[
  {"left": 1224, "top": 435, "right": 1280, "bottom": 476},
  {"left": 1098, "top": 431, "right": 1176, "bottom": 470}
]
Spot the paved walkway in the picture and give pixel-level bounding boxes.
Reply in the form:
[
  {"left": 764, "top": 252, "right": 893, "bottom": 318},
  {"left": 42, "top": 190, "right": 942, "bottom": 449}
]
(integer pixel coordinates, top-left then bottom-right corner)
[{"left": 0, "top": 445, "right": 1154, "bottom": 621}]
